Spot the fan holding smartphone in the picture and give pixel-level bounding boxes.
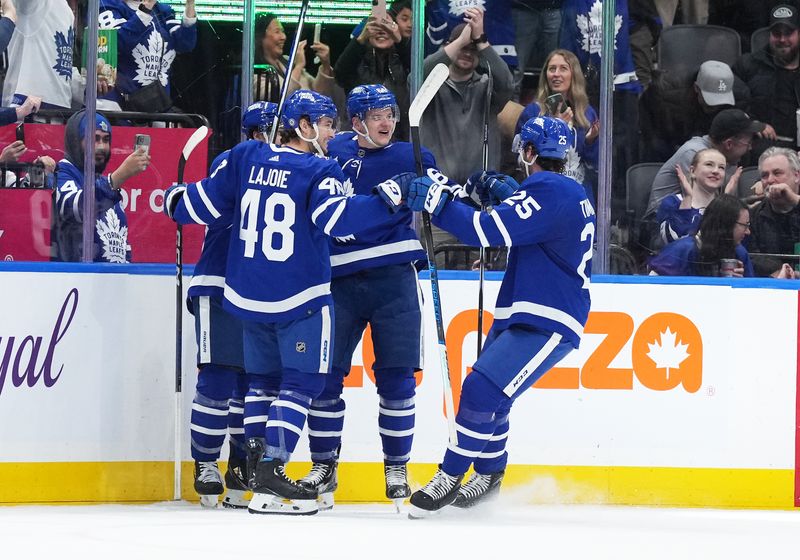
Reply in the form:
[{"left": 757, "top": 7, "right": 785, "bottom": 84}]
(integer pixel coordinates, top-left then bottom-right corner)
[{"left": 514, "top": 49, "right": 600, "bottom": 206}]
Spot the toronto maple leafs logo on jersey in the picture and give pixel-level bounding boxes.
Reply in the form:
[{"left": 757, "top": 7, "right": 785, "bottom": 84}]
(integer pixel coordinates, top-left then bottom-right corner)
[
  {"left": 447, "top": 0, "right": 486, "bottom": 16},
  {"left": 577, "top": 0, "right": 622, "bottom": 55},
  {"left": 338, "top": 178, "right": 355, "bottom": 197},
  {"left": 52, "top": 27, "right": 75, "bottom": 80},
  {"left": 96, "top": 208, "right": 129, "bottom": 263},
  {"left": 132, "top": 31, "right": 176, "bottom": 86}
]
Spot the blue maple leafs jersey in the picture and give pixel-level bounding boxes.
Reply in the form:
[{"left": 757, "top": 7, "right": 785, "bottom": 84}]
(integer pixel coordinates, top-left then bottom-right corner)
[
  {"left": 98, "top": 0, "right": 197, "bottom": 103},
  {"left": 326, "top": 133, "right": 436, "bottom": 276},
  {"left": 53, "top": 160, "right": 131, "bottom": 264},
  {"left": 170, "top": 140, "right": 396, "bottom": 323},
  {"left": 434, "top": 171, "right": 595, "bottom": 347},
  {"left": 186, "top": 151, "right": 233, "bottom": 302}
]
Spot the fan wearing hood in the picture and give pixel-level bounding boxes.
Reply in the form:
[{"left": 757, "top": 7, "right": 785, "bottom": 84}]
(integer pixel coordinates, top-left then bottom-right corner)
[{"left": 52, "top": 110, "right": 150, "bottom": 262}]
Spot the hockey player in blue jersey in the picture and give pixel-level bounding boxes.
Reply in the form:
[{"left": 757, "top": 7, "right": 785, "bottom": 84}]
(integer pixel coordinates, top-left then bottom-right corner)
[
  {"left": 405, "top": 116, "right": 595, "bottom": 517},
  {"left": 185, "top": 101, "right": 278, "bottom": 509},
  {"left": 164, "top": 90, "right": 413, "bottom": 516},
  {"left": 297, "top": 84, "right": 454, "bottom": 509}
]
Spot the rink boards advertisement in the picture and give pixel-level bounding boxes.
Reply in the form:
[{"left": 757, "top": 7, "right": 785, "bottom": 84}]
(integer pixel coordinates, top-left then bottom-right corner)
[{"left": 0, "top": 265, "right": 797, "bottom": 508}]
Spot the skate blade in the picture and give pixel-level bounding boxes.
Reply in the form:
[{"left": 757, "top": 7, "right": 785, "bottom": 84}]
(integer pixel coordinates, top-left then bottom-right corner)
[
  {"left": 392, "top": 498, "right": 405, "bottom": 513},
  {"left": 407, "top": 504, "right": 441, "bottom": 519},
  {"left": 199, "top": 494, "right": 219, "bottom": 509},
  {"left": 318, "top": 491, "right": 335, "bottom": 511},
  {"left": 248, "top": 492, "right": 319, "bottom": 516},
  {"left": 222, "top": 489, "right": 251, "bottom": 509}
]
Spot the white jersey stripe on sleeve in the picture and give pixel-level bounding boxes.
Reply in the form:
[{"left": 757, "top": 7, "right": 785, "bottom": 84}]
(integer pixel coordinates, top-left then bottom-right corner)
[
  {"left": 311, "top": 196, "right": 346, "bottom": 224},
  {"left": 322, "top": 200, "right": 346, "bottom": 236},
  {"left": 195, "top": 181, "right": 221, "bottom": 219},
  {"left": 490, "top": 211, "right": 512, "bottom": 247},
  {"left": 473, "top": 212, "right": 489, "bottom": 247},
  {"left": 182, "top": 189, "right": 207, "bottom": 225}
]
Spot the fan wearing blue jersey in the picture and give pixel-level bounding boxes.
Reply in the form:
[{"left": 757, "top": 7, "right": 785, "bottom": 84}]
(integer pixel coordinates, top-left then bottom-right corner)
[
  {"left": 164, "top": 90, "right": 409, "bottom": 516},
  {"left": 406, "top": 116, "right": 595, "bottom": 517},
  {"left": 186, "top": 101, "right": 278, "bottom": 509},
  {"left": 297, "top": 85, "right": 452, "bottom": 510}
]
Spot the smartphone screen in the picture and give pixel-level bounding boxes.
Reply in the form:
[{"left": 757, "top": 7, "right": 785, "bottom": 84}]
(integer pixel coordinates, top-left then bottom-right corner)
[
  {"left": 546, "top": 93, "right": 566, "bottom": 114},
  {"left": 371, "top": 0, "right": 388, "bottom": 23},
  {"left": 313, "top": 23, "right": 321, "bottom": 44},
  {"left": 135, "top": 134, "right": 151, "bottom": 155},
  {"left": 15, "top": 123, "right": 24, "bottom": 144}
]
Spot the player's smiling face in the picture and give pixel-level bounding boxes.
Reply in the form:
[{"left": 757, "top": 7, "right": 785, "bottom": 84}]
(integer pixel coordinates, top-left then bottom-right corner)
[
  {"left": 315, "top": 117, "right": 337, "bottom": 152},
  {"left": 360, "top": 107, "right": 396, "bottom": 147}
]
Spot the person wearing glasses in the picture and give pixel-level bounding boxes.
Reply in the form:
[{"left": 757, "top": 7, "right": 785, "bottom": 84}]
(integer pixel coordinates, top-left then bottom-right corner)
[
  {"left": 643, "top": 109, "right": 764, "bottom": 249},
  {"left": 649, "top": 193, "right": 760, "bottom": 277},
  {"left": 747, "top": 147, "right": 800, "bottom": 278}
]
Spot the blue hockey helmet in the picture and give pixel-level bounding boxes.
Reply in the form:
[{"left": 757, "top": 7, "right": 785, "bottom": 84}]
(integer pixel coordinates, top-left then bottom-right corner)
[
  {"left": 346, "top": 84, "right": 398, "bottom": 121},
  {"left": 518, "top": 116, "right": 573, "bottom": 161},
  {"left": 241, "top": 101, "right": 278, "bottom": 137},
  {"left": 281, "top": 89, "right": 338, "bottom": 129}
]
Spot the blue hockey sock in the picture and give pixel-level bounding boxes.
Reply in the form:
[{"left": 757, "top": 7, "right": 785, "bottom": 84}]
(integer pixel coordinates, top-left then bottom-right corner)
[
  {"left": 227, "top": 374, "right": 249, "bottom": 460},
  {"left": 190, "top": 365, "right": 237, "bottom": 462},
  {"left": 441, "top": 370, "right": 509, "bottom": 476},
  {"left": 472, "top": 409, "right": 510, "bottom": 474},
  {"left": 307, "top": 368, "right": 345, "bottom": 462},
  {"left": 244, "top": 375, "right": 279, "bottom": 443},
  {"left": 375, "top": 368, "right": 417, "bottom": 465},
  {"left": 265, "top": 369, "right": 325, "bottom": 462}
]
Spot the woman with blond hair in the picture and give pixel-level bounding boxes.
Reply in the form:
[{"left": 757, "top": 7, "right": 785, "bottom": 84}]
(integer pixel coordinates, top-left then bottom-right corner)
[{"left": 514, "top": 48, "right": 600, "bottom": 205}]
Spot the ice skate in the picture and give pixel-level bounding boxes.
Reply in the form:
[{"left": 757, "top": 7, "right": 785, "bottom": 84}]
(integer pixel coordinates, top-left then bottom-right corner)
[
  {"left": 248, "top": 459, "right": 319, "bottom": 516},
  {"left": 245, "top": 437, "right": 265, "bottom": 489},
  {"left": 408, "top": 466, "right": 463, "bottom": 519},
  {"left": 298, "top": 460, "right": 338, "bottom": 511},
  {"left": 452, "top": 470, "right": 504, "bottom": 509},
  {"left": 222, "top": 449, "right": 251, "bottom": 509},
  {"left": 384, "top": 463, "right": 411, "bottom": 512},
  {"left": 194, "top": 461, "right": 223, "bottom": 508}
]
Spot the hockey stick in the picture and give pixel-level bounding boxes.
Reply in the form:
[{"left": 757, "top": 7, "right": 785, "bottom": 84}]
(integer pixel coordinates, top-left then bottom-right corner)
[
  {"left": 173, "top": 125, "right": 209, "bottom": 500},
  {"left": 477, "top": 63, "right": 493, "bottom": 357},
  {"left": 268, "top": 0, "right": 312, "bottom": 143},
  {"left": 409, "top": 63, "right": 458, "bottom": 446}
]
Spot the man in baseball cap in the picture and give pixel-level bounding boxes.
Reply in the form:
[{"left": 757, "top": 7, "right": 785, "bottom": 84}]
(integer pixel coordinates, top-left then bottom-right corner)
[
  {"left": 695, "top": 60, "right": 735, "bottom": 107},
  {"left": 770, "top": 4, "right": 800, "bottom": 32}
]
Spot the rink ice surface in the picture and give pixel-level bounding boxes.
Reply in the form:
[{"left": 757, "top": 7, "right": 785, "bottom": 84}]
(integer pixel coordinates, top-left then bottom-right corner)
[{"left": 2, "top": 494, "right": 799, "bottom": 559}]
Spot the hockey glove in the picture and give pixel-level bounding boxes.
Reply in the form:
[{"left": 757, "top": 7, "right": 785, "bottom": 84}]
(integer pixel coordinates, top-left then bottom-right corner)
[
  {"left": 163, "top": 182, "right": 187, "bottom": 220},
  {"left": 407, "top": 176, "right": 452, "bottom": 216},
  {"left": 374, "top": 172, "right": 416, "bottom": 212},
  {"left": 484, "top": 173, "right": 521, "bottom": 205}
]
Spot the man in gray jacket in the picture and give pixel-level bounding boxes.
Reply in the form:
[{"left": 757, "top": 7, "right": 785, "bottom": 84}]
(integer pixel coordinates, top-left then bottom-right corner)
[{"left": 420, "top": 7, "right": 513, "bottom": 268}]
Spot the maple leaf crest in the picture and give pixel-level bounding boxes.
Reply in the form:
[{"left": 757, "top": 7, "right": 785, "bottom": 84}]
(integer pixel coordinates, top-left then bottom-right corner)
[
  {"left": 132, "top": 31, "right": 176, "bottom": 87},
  {"left": 338, "top": 178, "right": 355, "bottom": 197},
  {"left": 52, "top": 27, "right": 75, "bottom": 80},
  {"left": 96, "top": 208, "right": 129, "bottom": 263},
  {"left": 646, "top": 328, "right": 690, "bottom": 379},
  {"left": 576, "top": 0, "right": 623, "bottom": 55},
  {"left": 447, "top": 0, "right": 486, "bottom": 17}
]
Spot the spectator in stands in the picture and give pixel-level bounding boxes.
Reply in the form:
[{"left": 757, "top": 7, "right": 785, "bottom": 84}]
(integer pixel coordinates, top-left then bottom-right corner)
[
  {"left": 628, "top": 0, "right": 661, "bottom": 91},
  {"left": 561, "top": 0, "right": 642, "bottom": 214},
  {"left": 2, "top": 0, "right": 74, "bottom": 111},
  {"left": 747, "top": 147, "right": 800, "bottom": 277},
  {"left": 425, "top": 0, "right": 517, "bottom": 70},
  {"left": 0, "top": 95, "right": 56, "bottom": 176},
  {"left": 654, "top": 148, "right": 741, "bottom": 247},
  {"left": 654, "top": 0, "right": 709, "bottom": 26},
  {"left": 253, "top": 12, "right": 335, "bottom": 102},
  {"left": 389, "top": 0, "right": 413, "bottom": 40},
  {"left": 645, "top": 109, "right": 763, "bottom": 227},
  {"left": 733, "top": 4, "right": 800, "bottom": 163},
  {"left": 420, "top": 11, "right": 514, "bottom": 268},
  {"left": 52, "top": 110, "right": 150, "bottom": 263},
  {"left": 514, "top": 49, "right": 599, "bottom": 205},
  {"left": 98, "top": 0, "right": 198, "bottom": 112},
  {"left": 511, "top": 1, "right": 563, "bottom": 80},
  {"left": 0, "top": 0, "right": 15, "bottom": 52},
  {"left": 648, "top": 194, "right": 757, "bottom": 276},
  {"left": 640, "top": 60, "right": 750, "bottom": 162},
  {"left": 335, "top": 12, "right": 410, "bottom": 140}
]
